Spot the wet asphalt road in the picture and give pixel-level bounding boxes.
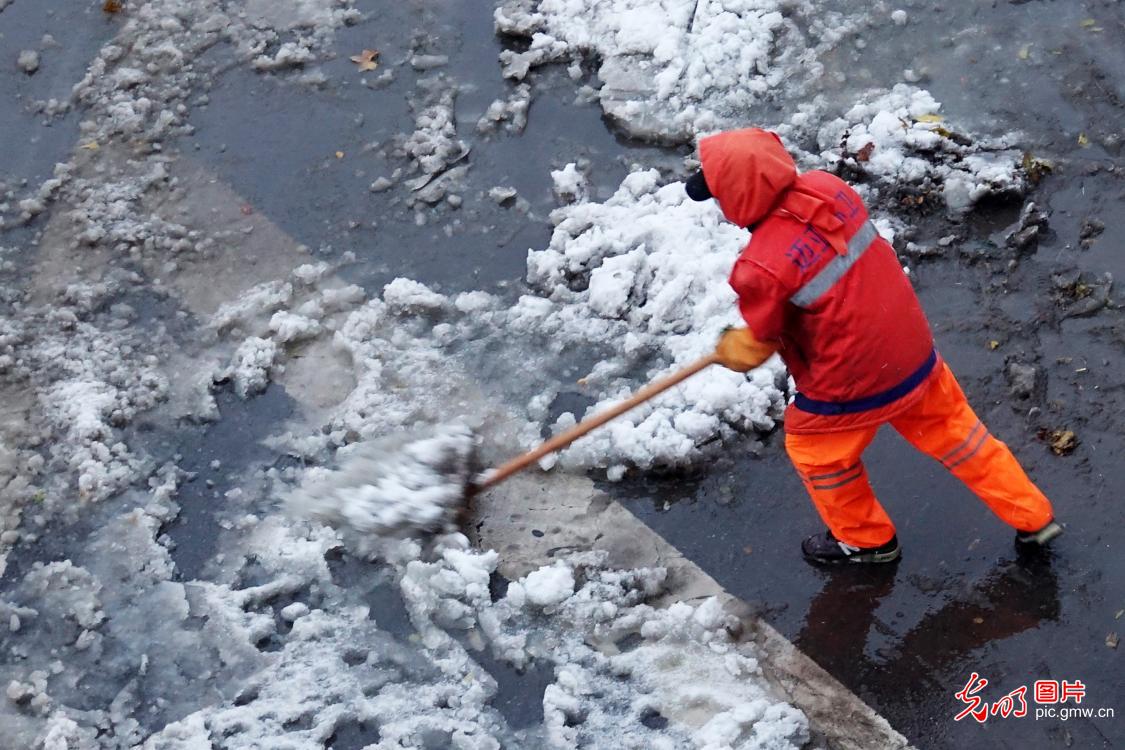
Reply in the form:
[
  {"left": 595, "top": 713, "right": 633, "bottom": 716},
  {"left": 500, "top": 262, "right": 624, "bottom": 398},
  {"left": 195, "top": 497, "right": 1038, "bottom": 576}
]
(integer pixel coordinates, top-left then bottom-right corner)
[
  {"left": 182, "top": 1, "right": 673, "bottom": 296},
  {"left": 2, "top": 0, "right": 1123, "bottom": 748},
  {"left": 622, "top": 297, "right": 1124, "bottom": 748}
]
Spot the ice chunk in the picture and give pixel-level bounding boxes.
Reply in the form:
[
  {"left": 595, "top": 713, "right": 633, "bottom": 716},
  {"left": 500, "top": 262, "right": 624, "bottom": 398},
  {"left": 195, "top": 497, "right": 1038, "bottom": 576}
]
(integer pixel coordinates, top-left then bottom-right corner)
[
  {"left": 268, "top": 311, "right": 321, "bottom": 344},
  {"left": 227, "top": 336, "right": 277, "bottom": 398},
  {"left": 402, "top": 89, "right": 467, "bottom": 175},
  {"left": 551, "top": 162, "right": 588, "bottom": 203},
  {"left": 252, "top": 42, "right": 313, "bottom": 71},
  {"left": 477, "top": 84, "right": 532, "bottom": 135},
  {"left": 18, "top": 50, "right": 40, "bottom": 75},
  {"left": 521, "top": 563, "right": 576, "bottom": 608},
  {"left": 382, "top": 278, "right": 447, "bottom": 314},
  {"left": 279, "top": 602, "right": 309, "bottom": 622},
  {"left": 210, "top": 280, "right": 293, "bottom": 333}
]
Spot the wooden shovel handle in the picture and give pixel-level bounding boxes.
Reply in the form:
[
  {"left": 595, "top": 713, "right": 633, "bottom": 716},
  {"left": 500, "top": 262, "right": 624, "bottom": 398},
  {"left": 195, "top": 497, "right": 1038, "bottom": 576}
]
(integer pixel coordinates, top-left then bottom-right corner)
[{"left": 476, "top": 353, "right": 720, "bottom": 491}]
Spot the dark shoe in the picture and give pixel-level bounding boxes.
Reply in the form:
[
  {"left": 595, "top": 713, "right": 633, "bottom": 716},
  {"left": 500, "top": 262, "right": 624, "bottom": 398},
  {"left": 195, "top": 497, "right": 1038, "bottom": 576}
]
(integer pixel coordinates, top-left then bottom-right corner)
[
  {"left": 1015, "top": 519, "right": 1063, "bottom": 548},
  {"left": 801, "top": 531, "right": 900, "bottom": 565}
]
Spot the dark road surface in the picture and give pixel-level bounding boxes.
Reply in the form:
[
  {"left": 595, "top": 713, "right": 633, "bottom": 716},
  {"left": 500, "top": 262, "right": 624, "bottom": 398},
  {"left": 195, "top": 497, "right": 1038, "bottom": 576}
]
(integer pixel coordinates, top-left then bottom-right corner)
[{"left": 622, "top": 338, "right": 1123, "bottom": 748}]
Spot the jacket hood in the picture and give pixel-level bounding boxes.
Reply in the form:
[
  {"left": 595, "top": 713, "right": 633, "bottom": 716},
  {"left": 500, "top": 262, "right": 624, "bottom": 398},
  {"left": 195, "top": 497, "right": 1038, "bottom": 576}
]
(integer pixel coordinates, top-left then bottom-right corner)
[
  {"left": 698, "top": 128, "right": 798, "bottom": 229},
  {"left": 699, "top": 128, "right": 850, "bottom": 253}
]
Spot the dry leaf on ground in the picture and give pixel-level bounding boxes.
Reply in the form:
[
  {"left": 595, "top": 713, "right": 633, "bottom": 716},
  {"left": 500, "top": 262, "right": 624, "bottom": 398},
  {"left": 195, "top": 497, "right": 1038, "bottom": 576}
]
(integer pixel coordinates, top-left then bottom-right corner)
[
  {"left": 350, "top": 49, "right": 379, "bottom": 72},
  {"left": 1038, "top": 428, "right": 1078, "bottom": 456}
]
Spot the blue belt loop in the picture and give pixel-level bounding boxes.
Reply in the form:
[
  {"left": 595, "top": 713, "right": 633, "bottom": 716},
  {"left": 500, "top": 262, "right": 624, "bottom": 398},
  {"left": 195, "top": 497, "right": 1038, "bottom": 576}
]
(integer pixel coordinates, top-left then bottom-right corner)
[{"left": 794, "top": 349, "right": 938, "bottom": 416}]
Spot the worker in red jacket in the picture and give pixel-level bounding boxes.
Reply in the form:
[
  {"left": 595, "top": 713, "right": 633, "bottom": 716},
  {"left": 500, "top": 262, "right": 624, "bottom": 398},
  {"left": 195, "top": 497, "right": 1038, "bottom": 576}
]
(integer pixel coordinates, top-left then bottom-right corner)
[{"left": 686, "top": 128, "right": 1061, "bottom": 564}]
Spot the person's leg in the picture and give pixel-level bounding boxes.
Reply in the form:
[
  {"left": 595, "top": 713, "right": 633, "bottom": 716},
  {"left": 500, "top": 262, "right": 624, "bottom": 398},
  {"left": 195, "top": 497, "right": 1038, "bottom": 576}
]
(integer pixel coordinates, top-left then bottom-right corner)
[
  {"left": 890, "top": 363, "right": 1055, "bottom": 533},
  {"left": 785, "top": 426, "right": 892, "bottom": 548}
]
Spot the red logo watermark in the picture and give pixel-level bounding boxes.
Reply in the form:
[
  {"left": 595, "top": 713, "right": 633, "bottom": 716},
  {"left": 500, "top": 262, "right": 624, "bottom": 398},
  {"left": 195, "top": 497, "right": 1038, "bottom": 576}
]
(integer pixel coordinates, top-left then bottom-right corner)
[{"left": 954, "top": 673, "right": 1114, "bottom": 722}]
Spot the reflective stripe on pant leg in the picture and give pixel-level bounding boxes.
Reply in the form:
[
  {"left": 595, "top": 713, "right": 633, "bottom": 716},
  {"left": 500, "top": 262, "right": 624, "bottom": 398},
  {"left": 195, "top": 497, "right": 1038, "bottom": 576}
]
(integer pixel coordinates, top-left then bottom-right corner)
[
  {"left": 785, "top": 427, "right": 895, "bottom": 548},
  {"left": 890, "top": 363, "right": 1055, "bottom": 532},
  {"left": 946, "top": 433, "right": 1054, "bottom": 531}
]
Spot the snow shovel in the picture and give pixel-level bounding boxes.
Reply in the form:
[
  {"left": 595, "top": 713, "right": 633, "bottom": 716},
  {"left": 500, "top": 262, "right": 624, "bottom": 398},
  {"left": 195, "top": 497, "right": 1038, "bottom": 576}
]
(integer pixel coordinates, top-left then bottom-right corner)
[
  {"left": 476, "top": 353, "right": 720, "bottom": 492},
  {"left": 287, "top": 353, "right": 720, "bottom": 539}
]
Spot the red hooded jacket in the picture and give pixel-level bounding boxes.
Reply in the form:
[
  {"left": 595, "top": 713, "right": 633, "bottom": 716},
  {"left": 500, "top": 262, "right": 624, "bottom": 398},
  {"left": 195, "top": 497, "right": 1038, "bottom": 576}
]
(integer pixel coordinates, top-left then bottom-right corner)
[{"left": 699, "top": 129, "right": 938, "bottom": 434}]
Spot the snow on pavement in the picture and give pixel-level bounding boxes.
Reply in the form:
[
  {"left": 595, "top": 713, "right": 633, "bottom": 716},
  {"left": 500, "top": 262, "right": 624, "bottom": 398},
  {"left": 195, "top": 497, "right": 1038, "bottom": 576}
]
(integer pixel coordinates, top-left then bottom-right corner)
[
  {"left": 496, "top": 0, "right": 1026, "bottom": 215},
  {"left": 493, "top": 0, "right": 831, "bottom": 142},
  {"left": 0, "top": 0, "right": 1033, "bottom": 747}
]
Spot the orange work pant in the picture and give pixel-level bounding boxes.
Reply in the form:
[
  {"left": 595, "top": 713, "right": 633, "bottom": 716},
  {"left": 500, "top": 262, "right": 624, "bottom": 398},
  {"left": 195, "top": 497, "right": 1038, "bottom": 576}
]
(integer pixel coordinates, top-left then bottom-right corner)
[{"left": 785, "top": 363, "right": 1055, "bottom": 548}]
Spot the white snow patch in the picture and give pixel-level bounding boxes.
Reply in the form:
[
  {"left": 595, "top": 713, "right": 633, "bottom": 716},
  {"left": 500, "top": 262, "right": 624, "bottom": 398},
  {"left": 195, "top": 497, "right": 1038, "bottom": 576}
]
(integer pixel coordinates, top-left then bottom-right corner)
[
  {"left": 226, "top": 336, "right": 277, "bottom": 398},
  {"left": 382, "top": 278, "right": 447, "bottom": 314},
  {"left": 494, "top": 0, "right": 836, "bottom": 142},
  {"left": 17, "top": 50, "right": 40, "bottom": 74},
  {"left": 810, "top": 85, "right": 1024, "bottom": 214},
  {"left": 551, "top": 162, "right": 588, "bottom": 203},
  {"left": 501, "top": 168, "right": 786, "bottom": 469},
  {"left": 268, "top": 310, "right": 321, "bottom": 343},
  {"left": 521, "top": 563, "right": 576, "bottom": 608}
]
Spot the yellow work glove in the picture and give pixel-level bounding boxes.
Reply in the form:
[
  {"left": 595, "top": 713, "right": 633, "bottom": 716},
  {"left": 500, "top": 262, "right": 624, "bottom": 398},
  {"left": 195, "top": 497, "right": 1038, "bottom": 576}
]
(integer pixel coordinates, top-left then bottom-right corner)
[{"left": 714, "top": 327, "right": 777, "bottom": 372}]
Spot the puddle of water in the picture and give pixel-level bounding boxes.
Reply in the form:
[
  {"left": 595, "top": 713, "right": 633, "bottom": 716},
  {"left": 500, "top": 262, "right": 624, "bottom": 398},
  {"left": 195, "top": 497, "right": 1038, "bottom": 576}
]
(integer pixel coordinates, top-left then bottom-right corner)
[{"left": 1037, "top": 167, "right": 1125, "bottom": 285}]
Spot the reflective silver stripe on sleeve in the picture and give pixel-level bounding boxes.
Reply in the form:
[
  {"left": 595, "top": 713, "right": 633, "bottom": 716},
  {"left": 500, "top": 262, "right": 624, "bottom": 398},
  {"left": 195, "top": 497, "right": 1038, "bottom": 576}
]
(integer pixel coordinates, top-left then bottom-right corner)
[{"left": 790, "top": 220, "right": 880, "bottom": 308}]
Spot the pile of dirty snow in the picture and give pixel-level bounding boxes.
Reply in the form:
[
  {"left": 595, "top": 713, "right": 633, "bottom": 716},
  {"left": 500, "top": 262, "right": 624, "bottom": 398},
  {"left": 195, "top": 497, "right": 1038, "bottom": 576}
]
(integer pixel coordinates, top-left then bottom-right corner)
[
  {"left": 494, "top": 1, "right": 1025, "bottom": 215},
  {"left": 0, "top": 278, "right": 169, "bottom": 510},
  {"left": 250, "top": 167, "right": 788, "bottom": 477},
  {"left": 3, "top": 469, "right": 809, "bottom": 749},
  {"left": 806, "top": 84, "right": 1026, "bottom": 214},
  {"left": 494, "top": 0, "right": 828, "bottom": 142},
  {"left": 493, "top": 168, "right": 788, "bottom": 473},
  {"left": 398, "top": 538, "right": 810, "bottom": 749}
]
